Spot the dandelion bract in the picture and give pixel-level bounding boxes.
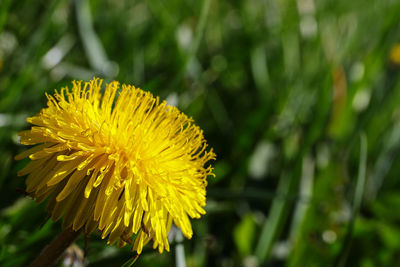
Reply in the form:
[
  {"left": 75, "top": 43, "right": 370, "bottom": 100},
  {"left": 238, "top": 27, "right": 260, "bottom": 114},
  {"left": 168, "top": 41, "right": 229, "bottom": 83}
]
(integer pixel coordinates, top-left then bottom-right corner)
[{"left": 15, "top": 78, "right": 216, "bottom": 254}]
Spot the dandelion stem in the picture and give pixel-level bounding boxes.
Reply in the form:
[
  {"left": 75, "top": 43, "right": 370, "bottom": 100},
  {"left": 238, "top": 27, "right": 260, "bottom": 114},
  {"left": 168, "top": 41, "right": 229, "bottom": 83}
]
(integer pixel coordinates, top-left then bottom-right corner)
[{"left": 29, "top": 228, "right": 82, "bottom": 267}]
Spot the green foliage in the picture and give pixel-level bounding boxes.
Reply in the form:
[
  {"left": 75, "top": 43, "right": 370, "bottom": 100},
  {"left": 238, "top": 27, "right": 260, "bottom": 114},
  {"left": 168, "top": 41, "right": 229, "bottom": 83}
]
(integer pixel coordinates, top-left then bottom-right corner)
[
  {"left": 1, "top": 0, "right": 400, "bottom": 266},
  {"left": 234, "top": 213, "right": 256, "bottom": 257}
]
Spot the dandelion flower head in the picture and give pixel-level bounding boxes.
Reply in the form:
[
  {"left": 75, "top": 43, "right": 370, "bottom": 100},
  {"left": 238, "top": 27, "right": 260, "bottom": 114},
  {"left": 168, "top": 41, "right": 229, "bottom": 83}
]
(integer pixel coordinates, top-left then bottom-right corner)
[{"left": 15, "top": 78, "right": 216, "bottom": 254}]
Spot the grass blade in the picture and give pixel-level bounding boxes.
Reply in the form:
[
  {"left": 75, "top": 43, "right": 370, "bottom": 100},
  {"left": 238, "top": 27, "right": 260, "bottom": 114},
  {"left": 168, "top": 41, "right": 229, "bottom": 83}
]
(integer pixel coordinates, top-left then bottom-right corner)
[
  {"left": 254, "top": 171, "right": 293, "bottom": 263},
  {"left": 336, "top": 132, "right": 367, "bottom": 267}
]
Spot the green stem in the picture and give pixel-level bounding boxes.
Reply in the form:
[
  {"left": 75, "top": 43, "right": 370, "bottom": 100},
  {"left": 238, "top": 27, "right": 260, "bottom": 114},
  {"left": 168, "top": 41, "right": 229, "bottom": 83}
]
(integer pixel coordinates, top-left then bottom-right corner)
[{"left": 29, "top": 228, "right": 82, "bottom": 267}]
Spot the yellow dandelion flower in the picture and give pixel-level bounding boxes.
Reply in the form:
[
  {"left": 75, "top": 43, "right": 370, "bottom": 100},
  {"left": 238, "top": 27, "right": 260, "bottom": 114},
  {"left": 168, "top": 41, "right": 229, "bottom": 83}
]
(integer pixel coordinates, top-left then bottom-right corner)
[{"left": 15, "top": 78, "right": 216, "bottom": 254}]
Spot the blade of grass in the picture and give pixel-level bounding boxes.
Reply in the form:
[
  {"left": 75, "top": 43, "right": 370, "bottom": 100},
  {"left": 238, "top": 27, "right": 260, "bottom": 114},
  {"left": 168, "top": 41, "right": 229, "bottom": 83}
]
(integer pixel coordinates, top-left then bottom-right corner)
[
  {"left": 288, "top": 155, "right": 315, "bottom": 246},
  {"left": 170, "top": 0, "right": 211, "bottom": 89},
  {"left": 0, "top": 0, "right": 11, "bottom": 35},
  {"left": 336, "top": 132, "right": 367, "bottom": 267},
  {"left": 254, "top": 170, "right": 295, "bottom": 263},
  {"left": 74, "top": 0, "right": 118, "bottom": 78},
  {"left": 366, "top": 120, "right": 400, "bottom": 201},
  {"left": 190, "top": 0, "right": 211, "bottom": 63}
]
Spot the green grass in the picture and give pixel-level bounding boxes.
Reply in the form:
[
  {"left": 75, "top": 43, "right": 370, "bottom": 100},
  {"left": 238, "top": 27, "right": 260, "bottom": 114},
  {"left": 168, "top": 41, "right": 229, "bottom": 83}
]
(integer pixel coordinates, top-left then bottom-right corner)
[{"left": 2, "top": 0, "right": 400, "bottom": 266}]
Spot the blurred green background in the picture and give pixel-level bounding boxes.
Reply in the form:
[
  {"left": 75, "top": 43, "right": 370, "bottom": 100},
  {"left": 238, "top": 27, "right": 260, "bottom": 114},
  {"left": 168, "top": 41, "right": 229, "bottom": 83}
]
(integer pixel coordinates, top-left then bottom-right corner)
[{"left": 2, "top": 0, "right": 400, "bottom": 266}]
